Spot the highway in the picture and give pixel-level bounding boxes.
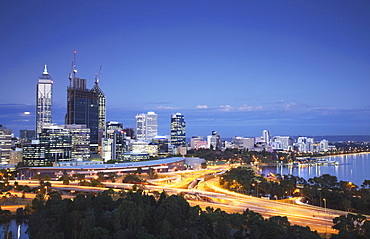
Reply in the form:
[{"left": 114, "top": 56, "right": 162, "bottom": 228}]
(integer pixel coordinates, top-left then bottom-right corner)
[{"left": 8, "top": 163, "right": 370, "bottom": 235}]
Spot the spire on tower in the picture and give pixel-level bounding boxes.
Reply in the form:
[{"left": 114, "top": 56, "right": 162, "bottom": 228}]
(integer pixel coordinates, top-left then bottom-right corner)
[{"left": 43, "top": 65, "right": 48, "bottom": 75}]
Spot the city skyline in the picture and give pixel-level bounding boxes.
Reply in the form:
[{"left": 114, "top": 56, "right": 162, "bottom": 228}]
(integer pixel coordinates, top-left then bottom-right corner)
[{"left": 1, "top": 1, "right": 370, "bottom": 137}]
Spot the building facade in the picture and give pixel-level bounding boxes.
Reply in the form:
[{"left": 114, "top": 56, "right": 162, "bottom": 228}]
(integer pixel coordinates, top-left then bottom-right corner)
[
  {"left": 39, "top": 125, "right": 72, "bottom": 162},
  {"left": 36, "top": 65, "right": 53, "bottom": 135},
  {"left": 0, "top": 125, "right": 12, "bottom": 164},
  {"left": 65, "top": 56, "right": 105, "bottom": 149},
  {"left": 262, "top": 130, "right": 270, "bottom": 144},
  {"left": 207, "top": 131, "right": 221, "bottom": 150},
  {"left": 170, "top": 113, "right": 186, "bottom": 147},
  {"left": 136, "top": 112, "right": 158, "bottom": 141},
  {"left": 22, "top": 140, "right": 47, "bottom": 166},
  {"left": 64, "top": 124, "right": 90, "bottom": 160}
]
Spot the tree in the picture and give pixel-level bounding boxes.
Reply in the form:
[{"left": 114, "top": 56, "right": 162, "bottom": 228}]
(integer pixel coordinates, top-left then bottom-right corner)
[
  {"left": 136, "top": 167, "right": 143, "bottom": 175},
  {"left": 147, "top": 167, "right": 157, "bottom": 179},
  {"left": 331, "top": 213, "right": 369, "bottom": 238},
  {"left": 108, "top": 172, "right": 117, "bottom": 183},
  {"left": 58, "top": 170, "right": 74, "bottom": 185},
  {"left": 43, "top": 174, "right": 51, "bottom": 182},
  {"left": 73, "top": 173, "right": 85, "bottom": 182},
  {"left": 122, "top": 174, "right": 142, "bottom": 184}
]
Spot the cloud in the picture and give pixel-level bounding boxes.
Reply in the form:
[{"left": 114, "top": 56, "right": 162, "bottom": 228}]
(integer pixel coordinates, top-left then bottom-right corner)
[
  {"left": 217, "top": 104, "right": 263, "bottom": 112},
  {"left": 156, "top": 105, "right": 180, "bottom": 110},
  {"left": 196, "top": 105, "right": 208, "bottom": 109},
  {"left": 219, "top": 105, "right": 234, "bottom": 111},
  {"left": 238, "top": 104, "right": 263, "bottom": 111},
  {"left": 147, "top": 101, "right": 171, "bottom": 105}
]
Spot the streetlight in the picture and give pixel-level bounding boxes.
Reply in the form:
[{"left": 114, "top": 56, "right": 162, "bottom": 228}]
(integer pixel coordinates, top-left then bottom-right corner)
[
  {"left": 323, "top": 198, "right": 327, "bottom": 235},
  {"left": 252, "top": 183, "right": 258, "bottom": 197}
]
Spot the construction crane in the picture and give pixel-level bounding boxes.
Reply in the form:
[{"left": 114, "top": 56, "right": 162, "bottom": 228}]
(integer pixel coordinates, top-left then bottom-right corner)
[
  {"left": 95, "top": 65, "right": 102, "bottom": 85},
  {"left": 67, "top": 51, "right": 77, "bottom": 124}
]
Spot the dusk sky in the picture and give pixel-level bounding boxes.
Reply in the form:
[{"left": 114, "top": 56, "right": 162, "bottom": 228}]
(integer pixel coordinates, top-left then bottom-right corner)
[{"left": 1, "top": 1, "right": 370, "bottom": 138}]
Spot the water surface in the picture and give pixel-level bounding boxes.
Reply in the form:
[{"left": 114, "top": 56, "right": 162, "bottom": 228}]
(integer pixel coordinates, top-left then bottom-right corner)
[{"left": 260, "top": 153, "right": 370, "bottom": 186}]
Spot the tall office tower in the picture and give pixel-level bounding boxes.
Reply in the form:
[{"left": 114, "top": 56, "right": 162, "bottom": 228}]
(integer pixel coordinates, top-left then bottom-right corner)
[
  {"left": 92, "top": 66, "right": 106, "bottom": 138},
  {"left": 36, "top": 65, "right": 53, "bottom": 135},
  {"left": 262, "top": 130, "right": 270, "bottom": 144},
  {"left": 65, "top": 52, "right": 102, "bottom": 149},
  {"left": 64, "top": 124, "right": 90, "bottom": 160},
  {"left": 207, "top": 131, "right": 221, "bottom": 150},
  {"left": 0, "top": 125, "right": 12, "bottom": 163},
  {"left": 146, "top": 112, "right": 158, "bottom": 140},
  {"left": 135, "top": 114, "right": 146, "bottom": 141},
  {"left": 135, "top": 112, "right": 158, "bottom": 141},
  {"left": 170, "top": 113, "right": 186, "bottom": 147},
  {"left": 39, "top": 124, "right": 72, "bottom": 162}
]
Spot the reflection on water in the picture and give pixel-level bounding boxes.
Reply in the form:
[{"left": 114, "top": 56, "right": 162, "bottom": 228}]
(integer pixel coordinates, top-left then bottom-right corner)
[
  {"left": 0, "top": 219, "right": 28, "bottom": 239},
  {"left": 260, "top": 153, "right": 370, "bottom": 186}
]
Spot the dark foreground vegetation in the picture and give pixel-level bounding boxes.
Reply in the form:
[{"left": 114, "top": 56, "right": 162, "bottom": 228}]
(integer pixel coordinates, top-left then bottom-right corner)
[
  {"left": 220, "top": 167, "right": 370, "bottom": 215},
  {"left": 26, "top": 190, "right": 322, "bottom": 239}
]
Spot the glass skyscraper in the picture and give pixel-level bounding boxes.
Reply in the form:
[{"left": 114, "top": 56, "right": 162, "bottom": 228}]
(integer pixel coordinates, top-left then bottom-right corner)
[
  {"left": 65, "top": 56, "right": 105, "bottom": 149},
  {"left": 170, "top": 113, "right": 186, "bottom": 147},
  {"left": 36, "top": 65, "right": 53, "bottom": 135},
  {"left": 136, "top": 112, "right": 158, "bottom": 141}
]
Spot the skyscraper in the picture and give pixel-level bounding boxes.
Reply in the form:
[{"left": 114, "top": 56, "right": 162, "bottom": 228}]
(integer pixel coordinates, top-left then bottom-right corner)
[
  {"left": 92, "top": 66, "right": 106, "bottom": 137},
  {"left": 135, "top": 112, "right": 158, "bottom": 141},
  {"left": 262, "top": 130, "right": 270, "bottom": 144},
  {"left": 207, "top": 131, "right": 221, "bottom": 150},
  {"left": 36, "top": 65, "right": 53, "bottom": 135},
  {"left": 0, "top": 125, "right": 12, "bottom": 164},
  {"left": 170, "top": 113, "right": 186, "bottom": 147},
  {"left": 65, "top": 52, "right": 105, "bottom": 149}
]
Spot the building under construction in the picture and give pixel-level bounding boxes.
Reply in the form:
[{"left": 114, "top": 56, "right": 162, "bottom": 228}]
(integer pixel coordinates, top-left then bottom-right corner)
[{"left": 65, "top": 52, "right": 106, "bottom": 152}]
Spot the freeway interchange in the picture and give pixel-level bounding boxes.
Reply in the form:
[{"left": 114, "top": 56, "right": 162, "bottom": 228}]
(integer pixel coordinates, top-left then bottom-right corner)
[{"left": 10, "top": 163, "right": 370, "bottom": 235}]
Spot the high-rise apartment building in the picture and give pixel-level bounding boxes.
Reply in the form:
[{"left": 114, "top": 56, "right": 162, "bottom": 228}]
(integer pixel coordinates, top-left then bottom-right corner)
[
  {"left": 65, "top": 53, "right": 105, "bottom": 149},
  {"left": 297, "top": 137, "right": 314, "bottom": 152},
  {"left": 170, "top": 113, "right": 186, "bottom": 147},
  {"left": 36, "top": 65, "right": 53, "bottom": 135},
  {"left": 136, "top": 112, "right": 158, "bottom": 141},
  {"left": 271, "top": 136, "right": 294, "bottom": 151},
  {"left": 0, "top": 125, "right": 12, "bottom": 164}
]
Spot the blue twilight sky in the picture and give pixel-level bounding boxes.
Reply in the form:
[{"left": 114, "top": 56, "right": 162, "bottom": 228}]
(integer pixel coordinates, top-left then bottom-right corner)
[{"left": 1, "top": 0, "right": 370, "bottom": 138}]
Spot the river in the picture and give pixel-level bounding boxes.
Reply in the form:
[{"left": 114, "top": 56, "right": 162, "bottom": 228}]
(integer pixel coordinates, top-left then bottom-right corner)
[
  {"left": 260, "top": 152, "right": 370, "bottom": 186},
  {"left": 0, "top": 219, "right": 28, "bottom": 239}
]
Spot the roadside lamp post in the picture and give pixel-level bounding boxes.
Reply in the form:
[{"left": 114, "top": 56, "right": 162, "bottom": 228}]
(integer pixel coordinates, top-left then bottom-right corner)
[{"left": 323, "top": 198, "right": 327, "bottom": 234}]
